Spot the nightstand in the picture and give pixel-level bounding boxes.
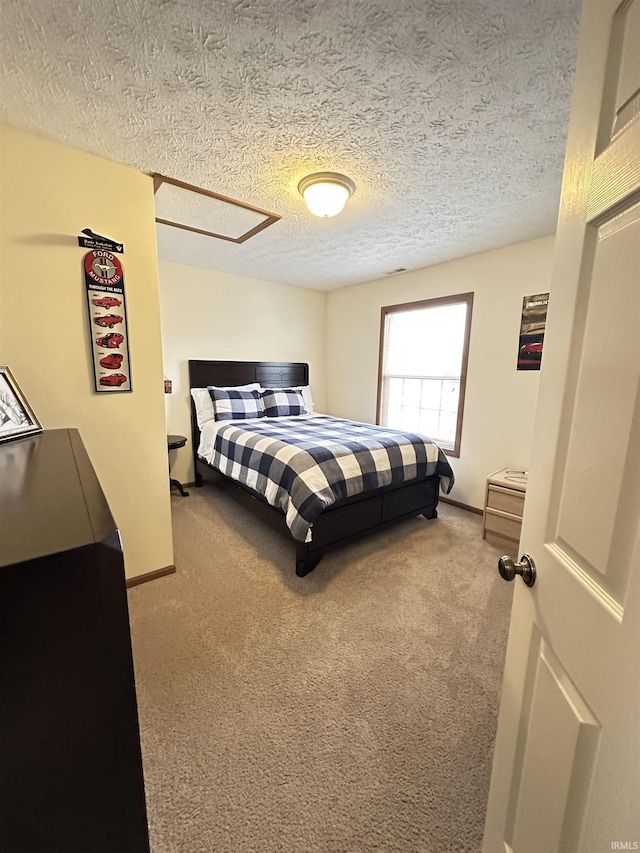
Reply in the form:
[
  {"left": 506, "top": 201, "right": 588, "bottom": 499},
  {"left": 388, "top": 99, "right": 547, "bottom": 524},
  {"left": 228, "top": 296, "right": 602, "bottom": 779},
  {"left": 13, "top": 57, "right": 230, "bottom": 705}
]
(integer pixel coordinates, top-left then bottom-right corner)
[
  {"left": 168, "top": 434, "right": 189, "bottom": 497},
  {"left": 482, "top": 468, "right": 527, "bottom": 557}
]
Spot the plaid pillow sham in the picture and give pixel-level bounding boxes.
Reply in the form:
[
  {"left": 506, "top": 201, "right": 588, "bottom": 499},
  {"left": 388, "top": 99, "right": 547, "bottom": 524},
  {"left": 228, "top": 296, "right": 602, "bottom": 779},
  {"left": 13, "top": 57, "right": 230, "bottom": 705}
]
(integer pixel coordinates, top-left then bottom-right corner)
[
  {"left": 208, "top": 388, "right": 265, "bottom": 421},
  {"left": 192, "top": 383, "right": 261, "bottom": 428},
  {"left": 260, "top": 389, "right": 306, "bottom": 417}
]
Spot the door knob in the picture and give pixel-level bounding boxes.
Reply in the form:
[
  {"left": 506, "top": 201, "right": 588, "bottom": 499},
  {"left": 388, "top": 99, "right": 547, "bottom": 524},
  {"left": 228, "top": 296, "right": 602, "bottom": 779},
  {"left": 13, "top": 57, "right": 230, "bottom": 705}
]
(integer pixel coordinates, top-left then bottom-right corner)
[{"left": 498, "top": 554, "right": 536, "bottom": 587}]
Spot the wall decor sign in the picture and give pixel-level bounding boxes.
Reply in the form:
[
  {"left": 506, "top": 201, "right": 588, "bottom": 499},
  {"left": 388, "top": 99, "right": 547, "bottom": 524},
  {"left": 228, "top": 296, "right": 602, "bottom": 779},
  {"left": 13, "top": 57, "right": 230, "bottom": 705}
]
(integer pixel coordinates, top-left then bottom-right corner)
[
  {"left": 84, "top": 250, "right": 132, "bottom": 393},
  {"left": 0, "top": 366, "right": 43, "bottom": 443},
  {"left": 78, "top": 228, "right": 124, "bottom": 254},
  {"left": 517, "top": 292, "right": 549, "bottom": 371}
]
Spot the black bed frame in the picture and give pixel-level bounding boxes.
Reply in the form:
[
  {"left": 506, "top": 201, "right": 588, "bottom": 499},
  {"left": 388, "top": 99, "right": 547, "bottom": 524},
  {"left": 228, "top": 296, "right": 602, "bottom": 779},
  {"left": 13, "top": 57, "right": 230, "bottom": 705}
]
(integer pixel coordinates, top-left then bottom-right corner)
[{"left": 189, "top": 360, "right": 440, "bottom": 577}]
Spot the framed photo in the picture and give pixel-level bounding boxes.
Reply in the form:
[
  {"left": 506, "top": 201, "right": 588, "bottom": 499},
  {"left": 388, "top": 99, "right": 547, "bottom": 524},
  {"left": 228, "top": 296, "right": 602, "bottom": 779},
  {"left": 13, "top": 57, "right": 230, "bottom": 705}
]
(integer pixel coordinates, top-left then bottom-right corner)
[{"left": 0, "top": 367, "right": 43, "bottom": 443}]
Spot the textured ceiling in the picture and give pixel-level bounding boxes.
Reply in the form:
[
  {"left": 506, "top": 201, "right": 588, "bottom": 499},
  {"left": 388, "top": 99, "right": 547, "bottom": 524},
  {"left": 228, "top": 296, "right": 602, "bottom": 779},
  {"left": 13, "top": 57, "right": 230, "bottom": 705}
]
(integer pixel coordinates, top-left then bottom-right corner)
[{"left": 0, "top": 0, "right": 581, "bottom": 291}]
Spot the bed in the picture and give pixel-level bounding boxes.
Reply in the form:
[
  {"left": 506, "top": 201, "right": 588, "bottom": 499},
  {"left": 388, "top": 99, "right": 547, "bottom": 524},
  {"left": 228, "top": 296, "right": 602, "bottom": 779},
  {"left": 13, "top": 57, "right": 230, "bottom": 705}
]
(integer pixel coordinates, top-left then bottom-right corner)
[{"left": 189, "top": 360, "right": 454, "bottom": 577}]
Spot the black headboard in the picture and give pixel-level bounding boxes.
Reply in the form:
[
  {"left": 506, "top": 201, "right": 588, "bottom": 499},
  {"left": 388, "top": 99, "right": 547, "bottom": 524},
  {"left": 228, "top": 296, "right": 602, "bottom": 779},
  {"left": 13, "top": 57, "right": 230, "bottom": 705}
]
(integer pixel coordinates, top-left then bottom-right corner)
[
  {"left": 187, "top": 360, "right": 309, "bottom": 472},
  {"left": 188, "top": 360, "right": 308, "bottom": 390}
]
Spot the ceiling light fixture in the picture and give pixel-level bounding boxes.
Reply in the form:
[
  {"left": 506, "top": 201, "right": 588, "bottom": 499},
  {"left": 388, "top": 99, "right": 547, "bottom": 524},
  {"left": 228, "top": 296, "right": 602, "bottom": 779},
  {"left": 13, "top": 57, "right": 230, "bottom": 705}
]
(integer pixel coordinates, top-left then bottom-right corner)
[{"left": 298, "top": 172, "right": 356, "bottom": 218}]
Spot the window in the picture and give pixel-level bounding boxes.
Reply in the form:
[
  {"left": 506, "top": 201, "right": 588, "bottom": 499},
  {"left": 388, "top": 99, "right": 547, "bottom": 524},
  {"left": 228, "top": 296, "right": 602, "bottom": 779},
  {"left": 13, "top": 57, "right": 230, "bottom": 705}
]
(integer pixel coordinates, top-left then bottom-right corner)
[{"left": 377, "top": 293, "right": 473, "bottom": 456}]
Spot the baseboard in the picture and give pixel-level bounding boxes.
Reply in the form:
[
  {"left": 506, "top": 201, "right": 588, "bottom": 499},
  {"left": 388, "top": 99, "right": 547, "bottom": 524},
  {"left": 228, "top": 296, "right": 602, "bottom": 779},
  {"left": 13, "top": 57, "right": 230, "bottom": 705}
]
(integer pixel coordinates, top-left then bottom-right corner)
[
  {"left": 440, "top": 496, "right": 483, "bottom": 516},
  {"left": 126, "top": 564, "right": 176, "bottom": 589}
]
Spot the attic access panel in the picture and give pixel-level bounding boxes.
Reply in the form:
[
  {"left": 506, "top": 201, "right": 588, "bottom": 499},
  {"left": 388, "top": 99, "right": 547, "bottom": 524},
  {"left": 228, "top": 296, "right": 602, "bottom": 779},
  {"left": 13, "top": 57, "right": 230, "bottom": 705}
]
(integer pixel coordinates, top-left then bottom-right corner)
[{"left": 152, "top": 174, "right": 281, "bottom": 244}]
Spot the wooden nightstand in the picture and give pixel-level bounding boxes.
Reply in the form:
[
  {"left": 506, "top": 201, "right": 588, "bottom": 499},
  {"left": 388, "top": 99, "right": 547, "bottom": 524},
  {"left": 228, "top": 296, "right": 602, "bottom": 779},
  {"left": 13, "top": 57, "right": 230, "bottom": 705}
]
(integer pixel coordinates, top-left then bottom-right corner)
[{"left": 482, "top": 468, "right": 528, "bottom": 557}]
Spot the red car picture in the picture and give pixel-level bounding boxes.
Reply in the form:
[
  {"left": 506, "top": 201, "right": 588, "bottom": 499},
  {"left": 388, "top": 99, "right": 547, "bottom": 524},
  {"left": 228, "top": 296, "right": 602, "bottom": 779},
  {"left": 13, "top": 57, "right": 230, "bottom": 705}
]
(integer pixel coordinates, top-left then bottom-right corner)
[
  {"left": 520, "top": 342, "right": 543, "bottom": 358},
  {"left": 99, "top": 352, "right": 124, "bottom": 369},
  {"left": 99, "top": 373, "right": 128, "bottom": 387},
  {"left": 95, "top": 332, "right": 124, "bottom": 348},
  {"left": 93, "top": 314, "right": 123, "bottom": 328},
  {"left": 517, "top": 339, "right": 544, "bottom": 370},
  {"left": 92, "top": 296, "right": 122, "bottom": 309}
]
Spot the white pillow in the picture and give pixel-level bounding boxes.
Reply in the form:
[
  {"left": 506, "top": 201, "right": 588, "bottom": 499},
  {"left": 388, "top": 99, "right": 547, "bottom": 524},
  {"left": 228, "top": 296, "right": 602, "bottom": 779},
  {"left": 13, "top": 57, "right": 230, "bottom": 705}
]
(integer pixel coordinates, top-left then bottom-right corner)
[
  {"left": 288, "top": 385, "right": 315, "bottom": 414},
  {"left": 191, "top": 383, "right": 261, "bottom": 429}
]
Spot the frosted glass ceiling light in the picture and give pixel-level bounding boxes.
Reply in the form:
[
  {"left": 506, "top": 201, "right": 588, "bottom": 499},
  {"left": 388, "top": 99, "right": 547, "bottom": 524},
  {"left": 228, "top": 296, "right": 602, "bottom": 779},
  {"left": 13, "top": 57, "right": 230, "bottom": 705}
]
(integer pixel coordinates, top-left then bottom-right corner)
[{"left": 298, "top": 172, "right": 356, "bottom": 217}]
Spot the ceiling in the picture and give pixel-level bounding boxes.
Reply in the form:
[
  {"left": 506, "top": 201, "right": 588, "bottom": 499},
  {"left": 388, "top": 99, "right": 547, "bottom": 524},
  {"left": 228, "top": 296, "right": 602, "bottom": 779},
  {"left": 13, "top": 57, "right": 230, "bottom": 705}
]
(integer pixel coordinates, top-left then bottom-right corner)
[{"left": 0, "top": 0, "right": 581, "bottom": 291}]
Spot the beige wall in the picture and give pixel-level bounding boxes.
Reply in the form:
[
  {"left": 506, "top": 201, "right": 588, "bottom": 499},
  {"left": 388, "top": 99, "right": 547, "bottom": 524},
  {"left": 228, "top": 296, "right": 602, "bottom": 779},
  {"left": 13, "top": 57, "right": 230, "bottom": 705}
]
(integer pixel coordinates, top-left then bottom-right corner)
[
  {"left": 159, "top": 260, "right": 327, "bottom": 484},
  {"left": 0, "top": 123, "right": 173, "bottom": 579},
  {"left": 326, "top": 236, "right": 555, "bottom": 509}
]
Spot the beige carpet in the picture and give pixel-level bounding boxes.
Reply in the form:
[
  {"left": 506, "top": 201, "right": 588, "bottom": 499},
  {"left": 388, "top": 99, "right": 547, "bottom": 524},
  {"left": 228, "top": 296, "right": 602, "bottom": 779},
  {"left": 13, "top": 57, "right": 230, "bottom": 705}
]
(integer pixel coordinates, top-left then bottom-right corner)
[{"left": 128, "top": 486, "right": 513, "bottom": 853}]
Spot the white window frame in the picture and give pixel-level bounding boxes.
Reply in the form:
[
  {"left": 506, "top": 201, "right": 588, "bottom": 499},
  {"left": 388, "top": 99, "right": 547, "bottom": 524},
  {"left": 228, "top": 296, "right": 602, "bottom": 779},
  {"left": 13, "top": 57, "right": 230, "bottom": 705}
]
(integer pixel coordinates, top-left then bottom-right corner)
[{"left": 376, "top": 292, "right": 474, "bottom": 457}]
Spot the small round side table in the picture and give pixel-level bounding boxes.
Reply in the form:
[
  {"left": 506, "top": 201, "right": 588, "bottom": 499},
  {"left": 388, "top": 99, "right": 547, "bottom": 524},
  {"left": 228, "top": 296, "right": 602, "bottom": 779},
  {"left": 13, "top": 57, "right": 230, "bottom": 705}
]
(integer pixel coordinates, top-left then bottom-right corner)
[{"left": 167, "top": 434, "right": 189, "bottom": 497}]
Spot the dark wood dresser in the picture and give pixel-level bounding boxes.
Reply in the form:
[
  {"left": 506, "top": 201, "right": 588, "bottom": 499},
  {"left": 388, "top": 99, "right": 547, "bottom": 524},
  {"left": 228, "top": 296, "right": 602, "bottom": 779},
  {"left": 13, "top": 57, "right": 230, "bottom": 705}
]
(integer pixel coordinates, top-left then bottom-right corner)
[{"left": 0, "top": 429, "right": 150, "bottom": 852}]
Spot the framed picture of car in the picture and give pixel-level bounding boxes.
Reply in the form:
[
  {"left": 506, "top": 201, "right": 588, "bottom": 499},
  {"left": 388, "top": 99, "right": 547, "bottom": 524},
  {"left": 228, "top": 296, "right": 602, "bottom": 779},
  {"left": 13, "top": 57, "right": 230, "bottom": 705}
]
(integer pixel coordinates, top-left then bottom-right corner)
[
  {"left": 0, "top": 366, "right": 43, "bottom": 444},
  {"left": 83, "top": 249, "right": 133, "bottom": 392},
  {"left": 517, "top": 292, "right": 549, "bottom": 371}
]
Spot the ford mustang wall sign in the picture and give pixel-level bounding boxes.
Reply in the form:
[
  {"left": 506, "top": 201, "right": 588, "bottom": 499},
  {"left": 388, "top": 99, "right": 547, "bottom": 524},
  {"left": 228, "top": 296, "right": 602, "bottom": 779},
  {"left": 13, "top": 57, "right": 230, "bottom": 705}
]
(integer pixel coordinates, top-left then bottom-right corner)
[{"left": 83, "top": 247, "right": 132, "bottom": 393}]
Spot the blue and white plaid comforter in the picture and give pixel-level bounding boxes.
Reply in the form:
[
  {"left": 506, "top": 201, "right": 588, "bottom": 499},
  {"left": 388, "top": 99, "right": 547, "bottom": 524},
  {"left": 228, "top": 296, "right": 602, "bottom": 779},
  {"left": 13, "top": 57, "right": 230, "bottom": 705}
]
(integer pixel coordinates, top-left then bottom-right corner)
[{"left": 206, "top": 415, "right": 454, "bottom": 543}]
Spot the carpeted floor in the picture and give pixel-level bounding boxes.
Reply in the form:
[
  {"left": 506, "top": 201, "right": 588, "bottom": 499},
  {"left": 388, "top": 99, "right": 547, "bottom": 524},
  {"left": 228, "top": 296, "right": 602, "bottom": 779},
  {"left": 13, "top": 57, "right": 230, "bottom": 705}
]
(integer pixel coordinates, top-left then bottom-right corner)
[{"left": 128, "top": 486, "right": 513, "bottom": 853}]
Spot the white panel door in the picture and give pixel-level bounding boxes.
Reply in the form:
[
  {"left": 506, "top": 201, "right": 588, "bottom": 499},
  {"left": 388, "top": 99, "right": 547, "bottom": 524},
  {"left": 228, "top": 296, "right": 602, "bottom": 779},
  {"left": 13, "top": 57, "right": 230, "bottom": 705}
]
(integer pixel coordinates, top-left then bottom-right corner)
[{"left": 483, "top": 0, "right": 640, "bottom": 850}]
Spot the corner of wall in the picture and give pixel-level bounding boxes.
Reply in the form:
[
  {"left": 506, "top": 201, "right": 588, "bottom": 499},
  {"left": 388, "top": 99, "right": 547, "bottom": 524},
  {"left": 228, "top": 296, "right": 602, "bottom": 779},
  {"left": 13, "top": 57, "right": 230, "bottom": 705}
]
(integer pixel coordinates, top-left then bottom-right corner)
[{"left": 0, "top": 122, "right": 173, "bottom": 579}]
